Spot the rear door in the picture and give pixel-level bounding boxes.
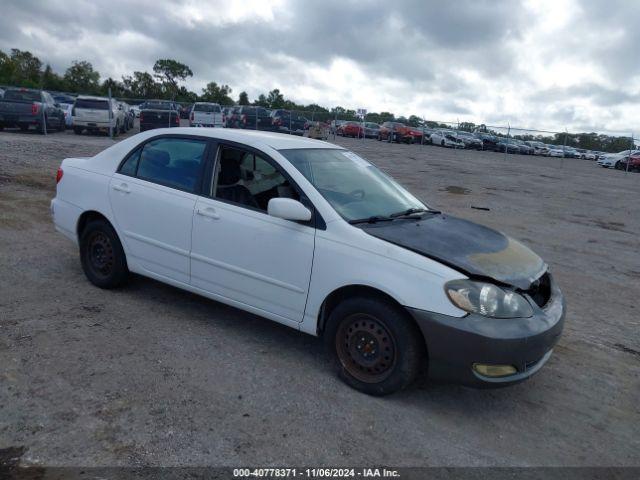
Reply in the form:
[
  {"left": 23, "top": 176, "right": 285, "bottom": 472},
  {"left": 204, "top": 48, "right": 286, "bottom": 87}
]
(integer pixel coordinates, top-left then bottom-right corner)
[{"left": 109, "top": 135, "right": 211, "bottom": 284}]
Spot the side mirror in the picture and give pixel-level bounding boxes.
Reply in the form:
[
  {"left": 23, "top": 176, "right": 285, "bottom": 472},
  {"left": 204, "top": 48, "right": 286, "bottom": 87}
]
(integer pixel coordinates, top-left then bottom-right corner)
[{"left": 267, "top": 198, "right": 312, "bottom": 222}]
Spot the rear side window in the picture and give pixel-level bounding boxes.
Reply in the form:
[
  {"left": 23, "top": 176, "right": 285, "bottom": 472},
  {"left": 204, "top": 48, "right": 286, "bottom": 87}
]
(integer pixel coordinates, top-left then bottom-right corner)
[
  {"left": 4, "top": 90, "right": 41, "bottom": 102},
  {"left": 75, "top": 99, "right": 109, "bottom": 109},
  {"left": 135, "top": 138, "right": 207, "bottom": 192}
]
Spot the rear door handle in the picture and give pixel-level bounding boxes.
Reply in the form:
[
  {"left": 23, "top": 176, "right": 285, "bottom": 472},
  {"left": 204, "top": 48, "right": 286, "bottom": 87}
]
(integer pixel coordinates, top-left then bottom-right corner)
[
  {"left": 112, "top": 183, "right": 130, "bottom": 193},
  {"left": 196, "top": 207, "right": 220, "bottom": 219}
]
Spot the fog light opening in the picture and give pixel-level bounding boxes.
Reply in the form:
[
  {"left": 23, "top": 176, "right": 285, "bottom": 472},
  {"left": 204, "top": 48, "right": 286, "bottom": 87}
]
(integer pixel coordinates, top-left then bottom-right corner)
[{"left": 472, "top": 363, "right": 517, "bottom": 378}]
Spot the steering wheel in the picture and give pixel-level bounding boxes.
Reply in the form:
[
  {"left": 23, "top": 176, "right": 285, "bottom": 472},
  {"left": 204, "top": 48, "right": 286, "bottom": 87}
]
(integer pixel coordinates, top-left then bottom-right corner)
[{"left": 348, "top": 189, "right": 365, "bottom": 200}]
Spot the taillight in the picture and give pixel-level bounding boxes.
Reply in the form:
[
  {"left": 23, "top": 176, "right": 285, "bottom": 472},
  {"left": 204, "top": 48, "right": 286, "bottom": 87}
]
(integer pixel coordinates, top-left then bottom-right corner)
[
  {"left": 56, "top": 168, "right": 63, "bottom": 184},
  {"left": 175, "top": 114, "right": 179, "bottom": 125},
  {"left": 274, "top": 118, "right": 281, "bottom": 126},
  {"left": 32, "top": 103, "right": 40, "bottom": 115},
  {"left": 139, "top": 112, "right": 144, "bottom": 122}
]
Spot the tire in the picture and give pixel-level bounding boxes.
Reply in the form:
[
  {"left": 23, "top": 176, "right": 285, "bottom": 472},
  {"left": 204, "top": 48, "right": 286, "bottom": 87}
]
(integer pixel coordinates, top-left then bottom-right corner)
[
  {"left": 19, "top": 124, "right": 29, "bottom": 132},
  {"left": 112, "top": 122, "right": 119, "bottom": 137},
  {"left": 73, "top": 126, "right": 82, "bottom": 135},
  {"left": 79, "top": 219, "right": 129, "bottom": 289},
  {"left": 441, "top": 140, "right": 445, "bottom": 147},
  {"left": 324, "top": 296, "right": 425, "bottom": 396},
  {"left": 58, "top": 117, "right": 65, "bottom": 132}
]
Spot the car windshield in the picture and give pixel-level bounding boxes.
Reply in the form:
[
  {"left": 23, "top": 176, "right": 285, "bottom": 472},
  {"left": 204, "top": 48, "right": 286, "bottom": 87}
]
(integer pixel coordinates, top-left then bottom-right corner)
[{"left": 280, "top": 148, "right": 426, "bottom": 222}]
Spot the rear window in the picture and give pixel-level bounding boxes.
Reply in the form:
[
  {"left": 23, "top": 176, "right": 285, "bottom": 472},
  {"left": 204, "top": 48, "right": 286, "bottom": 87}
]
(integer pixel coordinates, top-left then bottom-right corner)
[
  {"left": 4, "top": 90, "right": 41, "bottom": 102},
  {"left": 144, "top": 102, "right": 173, "bottom": 110},
  {"left": 194, "top": 104, "right": 221, "bottom": 113},
  {"left": 75, "top": 99, "right": 109, "bottom": 110}
]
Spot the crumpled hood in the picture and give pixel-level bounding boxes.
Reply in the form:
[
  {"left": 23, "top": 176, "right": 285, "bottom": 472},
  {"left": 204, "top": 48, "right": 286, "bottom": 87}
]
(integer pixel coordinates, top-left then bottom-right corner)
[{"left": 360, "top": 214, "right": 547, "bottom": 290}]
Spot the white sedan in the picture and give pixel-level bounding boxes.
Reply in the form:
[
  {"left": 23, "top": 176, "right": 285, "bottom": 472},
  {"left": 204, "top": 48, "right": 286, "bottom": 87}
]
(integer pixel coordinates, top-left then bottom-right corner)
[
  {"left": 430, "top": 130, "right": 465, "bottom": 148},
  {"left": 51, "top": 128, "right": 564, "bottom": 395}
]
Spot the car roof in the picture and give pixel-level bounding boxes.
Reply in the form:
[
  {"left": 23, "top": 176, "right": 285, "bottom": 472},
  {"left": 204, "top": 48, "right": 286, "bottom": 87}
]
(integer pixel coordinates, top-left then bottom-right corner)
[{"left": 137, "top": 127, "right": 339, "bottom": 150}]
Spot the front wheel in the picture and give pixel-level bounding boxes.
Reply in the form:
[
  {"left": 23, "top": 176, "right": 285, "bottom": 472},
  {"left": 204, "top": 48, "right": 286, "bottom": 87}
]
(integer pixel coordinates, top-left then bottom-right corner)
[
  {"left": 325, "top": 296, "right": 425, "bottom": 396},
  {"left": 79, "top": 219, "right": 129, "bottom": 289}
]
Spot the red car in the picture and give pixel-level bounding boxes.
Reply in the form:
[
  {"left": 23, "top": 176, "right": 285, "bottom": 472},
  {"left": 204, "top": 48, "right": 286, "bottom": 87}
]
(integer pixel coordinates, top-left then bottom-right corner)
[
  {"left": 407, "top": 126, "right": 425, "bottom": 144},
  {"left": 377, "top": 121, "right": 413, "bottom": 143},
  {"left": 338, "top": 121, "right": 364, "bottom": 138},
  {"left": 617, "top": 153, "right": 640, "bottom": 171}
]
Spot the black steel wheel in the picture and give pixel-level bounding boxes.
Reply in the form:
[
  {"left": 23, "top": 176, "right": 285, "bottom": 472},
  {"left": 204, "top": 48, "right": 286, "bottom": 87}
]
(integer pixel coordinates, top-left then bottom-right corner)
[
  {"left": 325, "top": 296, "right": 425, "bottom": 395},
  {"left": 80, "top": 219, "right": 128, "bottom": 288},
  {"left": 336, "top": 313, "right": 397, "bottom": 384}
]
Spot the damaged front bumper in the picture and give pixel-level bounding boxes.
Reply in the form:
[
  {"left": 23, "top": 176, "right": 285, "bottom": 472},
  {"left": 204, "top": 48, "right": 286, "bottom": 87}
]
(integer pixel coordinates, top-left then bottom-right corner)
[{"left": 406, "top": 278, "right": 565, "bottom": 387}]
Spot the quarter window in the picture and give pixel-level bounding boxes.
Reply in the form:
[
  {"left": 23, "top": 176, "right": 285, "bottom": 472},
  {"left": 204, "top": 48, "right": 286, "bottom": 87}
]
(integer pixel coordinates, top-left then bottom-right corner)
[
  {"left": 120, "top": 148, "right": 141, "bottom": 176},
  {"left": 136, "top": 138, "right": 207, "bottom": 192}
]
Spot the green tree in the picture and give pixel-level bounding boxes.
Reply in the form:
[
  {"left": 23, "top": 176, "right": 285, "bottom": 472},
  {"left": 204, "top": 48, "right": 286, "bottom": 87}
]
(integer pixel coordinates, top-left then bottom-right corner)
[
  {"left": 238, "top": 91, "right": 249, "bottom": 105},
  {"left": 266, "top": 88, "right": 285, "bottom": 108},
  {"left": 200, "top": 81, "right": 233, "bottom": 104},
  {"left": 254, "top": 94, "right": 268, "bottom": 107},
  {"left": 64, "top": 60, "right": 100, "bottom": 93},
  {"left": 122, "top": 71, "right": 161, "bottom": 99},
  {"left": 7, "top": 49, "right": 42, "bottom": 86},
  {"left": 152, "top": 59, "right": 193, "bottom": 99},
  {"left": 41, "top": 64, "right": 65, "bottom": 91},
  {"left": 100, "top": 77, "right": 126, "bottom": 97}
]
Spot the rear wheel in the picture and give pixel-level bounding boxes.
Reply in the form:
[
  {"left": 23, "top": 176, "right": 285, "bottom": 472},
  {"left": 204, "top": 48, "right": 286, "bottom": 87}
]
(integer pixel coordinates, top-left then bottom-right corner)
[
  {"left": 441, "top": 140, "right": 445, "bottom": 147},
  {"left": 324, "top": 296, "right": 425, "bottom": 396},
  {"left": 19, "top": 124, "right": 29, "bottom": 132},
  {"left": 79, "top": 219, "right": 129, "bottom": 289},
  {"left": 73, "top": 126, "right": 82, "bottom": 135}
]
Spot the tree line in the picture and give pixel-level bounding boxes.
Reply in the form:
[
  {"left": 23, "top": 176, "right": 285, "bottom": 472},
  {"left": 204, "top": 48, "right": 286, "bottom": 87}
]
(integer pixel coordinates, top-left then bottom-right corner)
[{"left": 0, "top": 48, "right": 633, "bottom": 152}]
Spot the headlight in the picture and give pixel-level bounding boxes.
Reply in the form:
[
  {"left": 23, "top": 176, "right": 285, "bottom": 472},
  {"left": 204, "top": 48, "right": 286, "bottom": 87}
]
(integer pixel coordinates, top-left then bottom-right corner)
[{"left": 445, "top": 280, "right": 533, "bottom": 318}]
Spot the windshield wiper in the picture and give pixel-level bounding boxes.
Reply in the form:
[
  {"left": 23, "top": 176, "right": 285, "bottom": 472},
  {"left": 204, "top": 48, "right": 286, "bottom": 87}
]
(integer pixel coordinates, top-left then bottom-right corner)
[
  {"left": 389, "top": 207, "right": 440, "bottom": 218},
  {"left": 348, "top": 215, "right": 393, "bottom": 225}
]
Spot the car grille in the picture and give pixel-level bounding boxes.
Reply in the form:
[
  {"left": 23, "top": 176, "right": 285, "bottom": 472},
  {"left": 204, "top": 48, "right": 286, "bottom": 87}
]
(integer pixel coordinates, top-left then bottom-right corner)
[{"left": 523, "top": 272, "right": 552, "bottom": 308}]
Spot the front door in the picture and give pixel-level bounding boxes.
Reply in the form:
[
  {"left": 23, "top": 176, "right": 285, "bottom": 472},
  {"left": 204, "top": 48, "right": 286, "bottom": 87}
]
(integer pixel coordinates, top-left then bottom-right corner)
[{"left": 190, "top": 144, "right": 315, "bottom": 322}]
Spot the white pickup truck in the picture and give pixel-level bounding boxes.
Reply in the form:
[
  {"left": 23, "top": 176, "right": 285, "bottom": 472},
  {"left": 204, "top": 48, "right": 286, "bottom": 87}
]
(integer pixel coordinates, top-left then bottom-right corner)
[
  {"left": 72, "top": 95, "right": 126, "bottom": 136},
  {"left": 189, "top": 102, "right": 223, "bottom": 127}
]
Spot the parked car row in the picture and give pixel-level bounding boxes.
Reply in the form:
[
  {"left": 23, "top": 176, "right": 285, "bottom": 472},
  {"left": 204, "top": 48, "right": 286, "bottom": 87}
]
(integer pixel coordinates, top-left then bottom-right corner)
[{"left": 597, "top": 150, "right": 640, "bottom": 171}]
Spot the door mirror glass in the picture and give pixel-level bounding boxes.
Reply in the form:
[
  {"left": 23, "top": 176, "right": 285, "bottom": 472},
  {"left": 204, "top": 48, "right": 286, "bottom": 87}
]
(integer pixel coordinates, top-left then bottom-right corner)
[{"left": 268, "top": 198, "right": 311, "bottom": 222}]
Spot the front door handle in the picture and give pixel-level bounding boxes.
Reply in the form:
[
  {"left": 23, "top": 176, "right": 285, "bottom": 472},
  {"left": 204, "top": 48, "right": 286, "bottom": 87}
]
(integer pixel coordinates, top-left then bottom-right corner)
[
  {"left": 112, "top": 183, "right": 130, "bottom": 193},
  {"left": 196, "top": 207, "right": 220, "bottom": 219}
]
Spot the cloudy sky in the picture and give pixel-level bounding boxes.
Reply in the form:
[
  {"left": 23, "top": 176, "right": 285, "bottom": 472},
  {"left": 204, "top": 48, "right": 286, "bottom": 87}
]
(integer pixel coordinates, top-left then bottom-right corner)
[{"left": 1, "top": 0, "right": 639, "bottom": 134}]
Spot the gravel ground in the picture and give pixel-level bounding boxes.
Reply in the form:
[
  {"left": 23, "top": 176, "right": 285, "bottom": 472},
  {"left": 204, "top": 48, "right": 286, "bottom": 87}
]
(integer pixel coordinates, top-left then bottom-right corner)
[{"left": 0, "top": 125, "right": 639, "bottom": 468}]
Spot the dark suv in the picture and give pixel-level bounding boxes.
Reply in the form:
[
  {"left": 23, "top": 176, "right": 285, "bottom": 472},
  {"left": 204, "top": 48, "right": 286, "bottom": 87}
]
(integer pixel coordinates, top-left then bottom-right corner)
[
  {"left": 271, "top": 110, "right": 307, "bottom": 135},
  {"left": 237, "top": 106, "right": 272, "bottom": 130}
]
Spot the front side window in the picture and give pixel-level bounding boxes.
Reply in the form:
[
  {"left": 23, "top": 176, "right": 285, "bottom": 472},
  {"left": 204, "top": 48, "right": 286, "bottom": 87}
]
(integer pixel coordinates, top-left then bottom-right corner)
[
  {"left": 213, "top": 146, "right": 299, "bottom": 211},
  {"left": 136, "top": 138, "right": 207, "bottom": 192},
  {"left": 280, "top": 148, "right": 425, "bottom": 222}
]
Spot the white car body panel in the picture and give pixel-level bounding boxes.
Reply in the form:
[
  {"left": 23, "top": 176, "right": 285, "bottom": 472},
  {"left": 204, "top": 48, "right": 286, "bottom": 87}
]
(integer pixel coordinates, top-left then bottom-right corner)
[
  {"left": 190, "top": 102, "right": 223, "bottom": 127},
  {"left": 430, "top": 131, "right": 464, "bottom": 148},
  {"left": 52, "top": 128, "right": 467, "bottom": 337},
  {"left": 72, "top": 95, "right": 124, "bottom": 130}
]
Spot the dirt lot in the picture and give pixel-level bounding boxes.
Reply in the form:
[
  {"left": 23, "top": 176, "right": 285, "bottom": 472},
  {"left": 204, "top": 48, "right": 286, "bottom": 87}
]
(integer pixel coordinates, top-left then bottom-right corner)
[{"left": 0, "top": 125, "right": 639, "bottom": 468}]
